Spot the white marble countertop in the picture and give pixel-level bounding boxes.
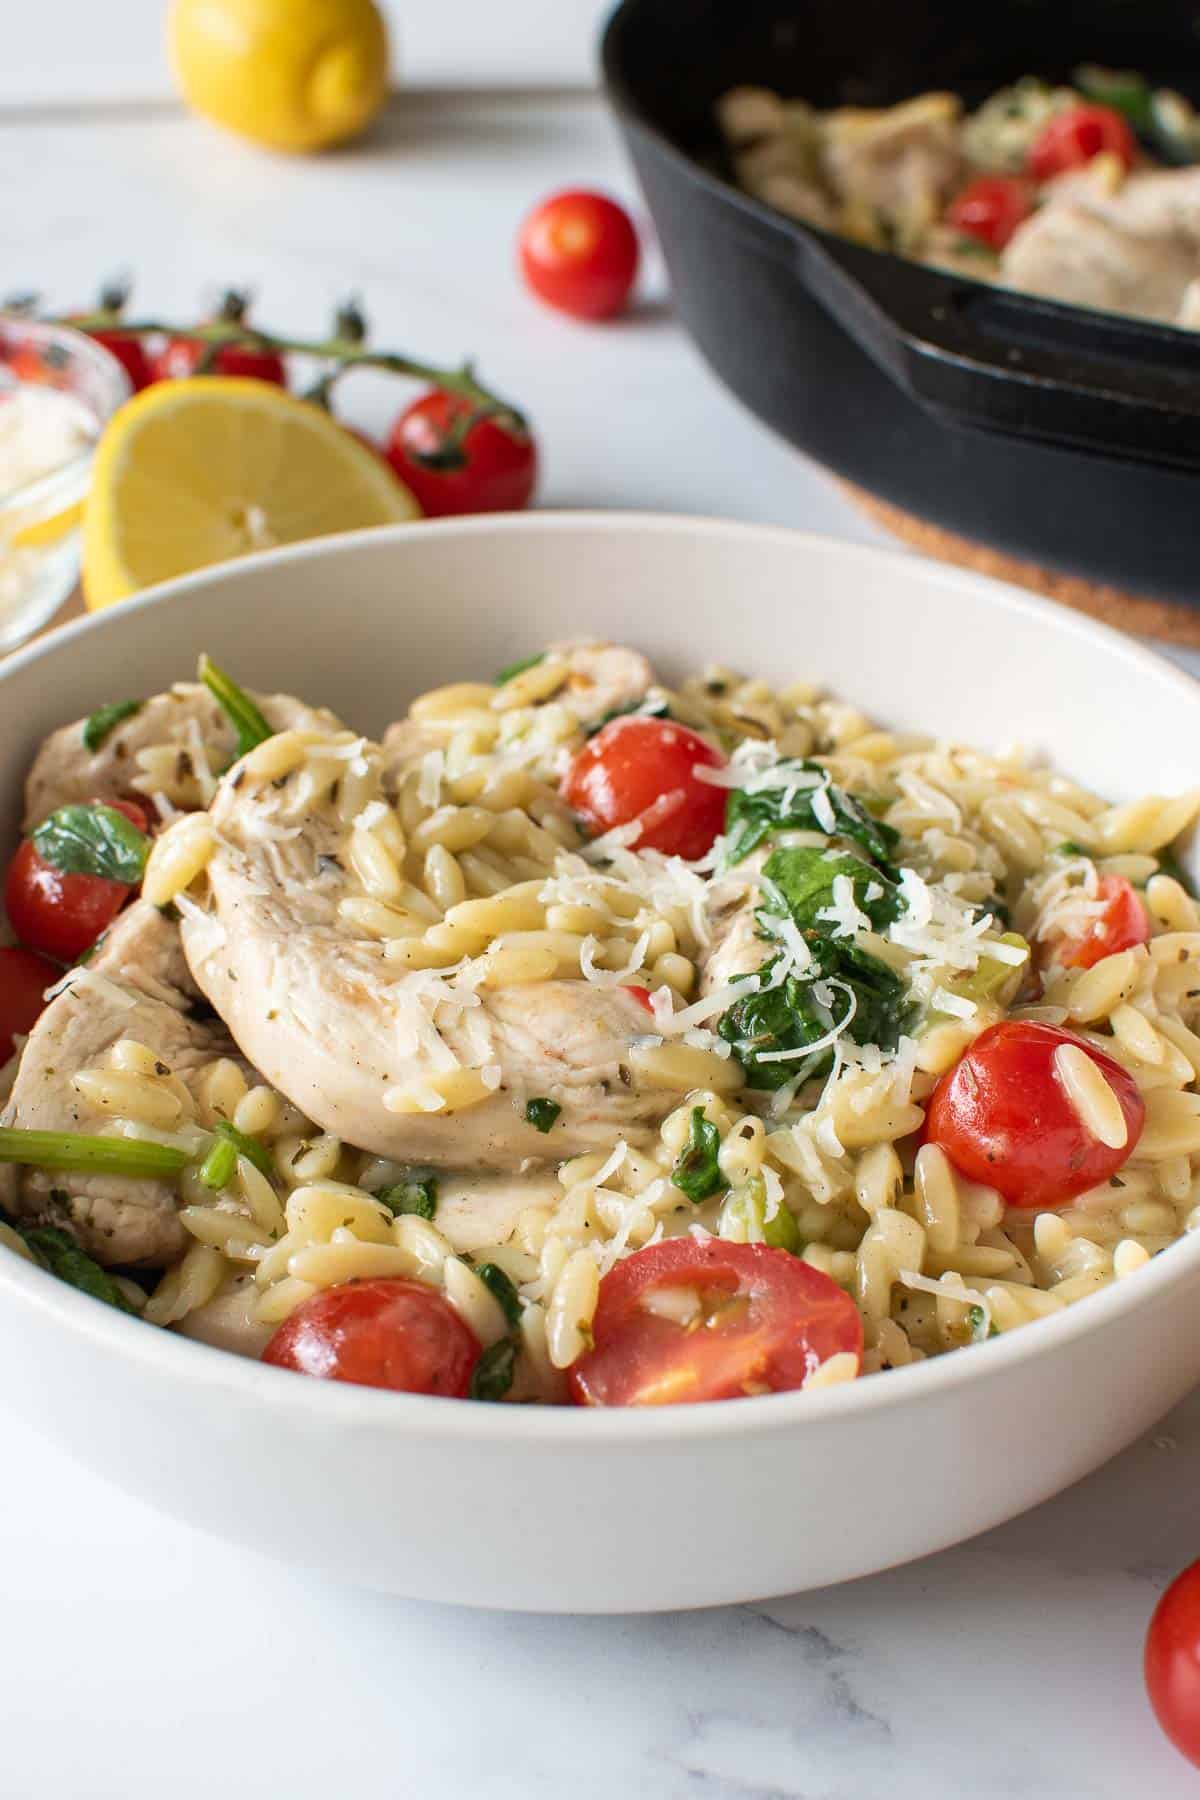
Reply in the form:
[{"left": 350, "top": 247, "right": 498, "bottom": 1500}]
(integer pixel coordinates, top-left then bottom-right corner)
[{"left": 3, "top": 89, "right": 1200, "bottom": 1800}]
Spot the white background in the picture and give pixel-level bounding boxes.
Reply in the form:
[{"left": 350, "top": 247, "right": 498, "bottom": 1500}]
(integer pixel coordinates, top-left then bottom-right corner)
[{"left": 0, "top": 0, "right": 608, "bottom": 103}]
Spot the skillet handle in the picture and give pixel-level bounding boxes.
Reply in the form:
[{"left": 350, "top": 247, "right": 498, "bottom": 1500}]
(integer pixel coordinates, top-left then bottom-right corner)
[{"left": 795, "top": 228, "right": 1200, "bottom": 474}]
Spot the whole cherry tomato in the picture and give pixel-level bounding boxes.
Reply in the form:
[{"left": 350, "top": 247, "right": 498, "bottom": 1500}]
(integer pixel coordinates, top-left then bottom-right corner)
[
  {"left": 1049, "top": 874, "right": 1150, "bottom": 971},
  {"left": 946, "top": 176, "right": 1033, "bottom": 250},
  {"left": 1029, "top": 104, "right": 1137, "bottom": 182},
  {"left": 4, "top": 798, "right": 147, "bottom": 964},
  {"left": 563, "top": 716, "right": 727, "bottom": 860},
  {"left": 67, "top": 322, "right": 151, "bottom": 392},
  {"left": 924, "top": 1020, "right": 1145, "bottom": 1209},
  {"left": 151, "top": 334, "right": 288, "bottom": 386},
  {"left": 263, "top": 1277, "right": 482, "bottom": 1396},
  {"left": 1146, "top": 1559, "right": 1200, "bottom": 1769},
  {"left": 0, "top": 947, "right": 60, "bottom": 1061},
  {"left": 519, "top": 189, "right": 640, "bottom": 320},
  {"left": 385, "top": 390, "right": 537, "bottom": 517},
  {"left": 569, "top": 1238, "right": 862, "bottom": 1407}
]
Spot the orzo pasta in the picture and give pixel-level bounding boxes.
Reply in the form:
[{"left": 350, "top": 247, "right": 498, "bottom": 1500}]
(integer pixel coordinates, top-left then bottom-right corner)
[{"left": 2, "top": 642, "right": 1198, "bottom": 1406}]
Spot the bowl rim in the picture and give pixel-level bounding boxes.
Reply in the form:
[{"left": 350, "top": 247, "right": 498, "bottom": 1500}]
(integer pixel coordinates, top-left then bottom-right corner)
[{"left": 4, "top": 507, "right": 1199, "bottom": 1444}]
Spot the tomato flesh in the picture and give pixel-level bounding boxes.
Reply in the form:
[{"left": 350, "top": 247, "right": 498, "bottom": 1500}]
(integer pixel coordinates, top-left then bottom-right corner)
[
  {"left": 568, "top": 1238, "right": 862, "bottom": 1407},
  {"left": 563, "top": 716, "right": 727, "bottom": 860},
  {"left": 1029, "top": 104, "right": 1137, "bottom": 182},
  {"left": 0, "top": 947, "right": 60, "bottom": 1061},
  {"left": 519, "top": 189, "right": 640, "bottom": 320},
  {"left": 1146, "top": 1560, "right": 1200, "bottom": 1768},
  {"left": 1053, "top": 874, "right": 1150, "bottom": 970},
  {"left": 924, "top": 1020, "right": 1144, "bottom": 1209},
  {"left": 263, "top": 1277, "right": 482, "bottom": 1396},
  {"left": 946, "top": 176, "right": 1033, "bottom": 250},
  {"left": 385, "top": 389, "right": 537, "bottom": 517},
  {"left": 151, "top": 336, "right": 288, "bottom": 387}
]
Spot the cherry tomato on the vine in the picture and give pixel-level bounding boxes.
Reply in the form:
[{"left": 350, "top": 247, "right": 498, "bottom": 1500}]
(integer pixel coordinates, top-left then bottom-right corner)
[
  {"left": 1028, "top": 104, "right": 1137, "bottom": 182},
  {"left": 385, "top": 389, "right": 537, "bottom": 517},
  {"left": 150, "top": 299, "right": 287, "bottom": 388},
  {"left": 71, "top": 323, "right": 152, "bottom": 392},
  {"left": 1048, "top": 874, "right": 1150, "bottom": 971},
  {"left": 519, "top": 189, "right": 640, "bottom": 321},
  {"left": 1146, "top": 1559, "right": 1200, "bottom": 1768},
  {"left": 3, "top": 798, "right": 147, "bottom": 964},
  {"left": 263, "top": 1277, "right": 482, "bottom": 1396},
  {"left": 569, "top": 1238, "right": 863, "bottom": 1407},
  {"left": 0, "top": 947, "right": 60, "bottom": 1061},
  {"left": 923, "top": 1020, "right": 1145, "bottom": 1209},
  {"left": 946, "top": 176, "right": 1033, "bottom": 250},
  {"left": 563, "top": 715, "right": 727, "bottom": 860}
]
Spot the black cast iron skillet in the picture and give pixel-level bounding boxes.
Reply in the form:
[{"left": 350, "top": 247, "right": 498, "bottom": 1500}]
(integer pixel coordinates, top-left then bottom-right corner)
[{"left": 601, "top": 0, "right": 1200, "bottom": 606}]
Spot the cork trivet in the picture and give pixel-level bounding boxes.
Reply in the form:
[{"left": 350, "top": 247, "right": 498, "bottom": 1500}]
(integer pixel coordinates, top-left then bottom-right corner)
[{"left": 841, "top": 482, "right": 1200, "bottom": 649}]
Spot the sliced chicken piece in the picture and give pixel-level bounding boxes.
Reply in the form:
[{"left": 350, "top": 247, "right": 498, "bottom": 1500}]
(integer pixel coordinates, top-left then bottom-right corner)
[
  {"left": 550, "top": 640, "right": 655, "bottom": 728},
  {"left": 176, "top": 1272, "right": 275, "bottom": 1360},
  {"left": 1001, "top": 200, "right": 1200, "bottom": 325},
  {"left": 1, "top": 916, "right": 250, "bottom": 1266},
  {"left": 23, "top": 681, "right": 343, "bottom": 831},
  {"left": 426, "top": 1168, "right": 564, "bottom": 1254},
  {"left": 181, "top": 739, "right": 681, "bottom": 1170},
  {"left": 701, "top": 853, "right": 770, "bottom": 996},
  {"left": 821, "top": 94, "right": 965, "bottom": 249},
  {"left": 381, "top": 640, "right": 656, "bottom": 775},
  {"left": 999, "top": 162, "right": 1200, "bottom": 326}
]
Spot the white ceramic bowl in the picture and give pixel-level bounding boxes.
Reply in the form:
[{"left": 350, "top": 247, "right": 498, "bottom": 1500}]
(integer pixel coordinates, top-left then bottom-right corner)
[{"left": 2, "top": 514, "right": 1198, "bottom": 1614}]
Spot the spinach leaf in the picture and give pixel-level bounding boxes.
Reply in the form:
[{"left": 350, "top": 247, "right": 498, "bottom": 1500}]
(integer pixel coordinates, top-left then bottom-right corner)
[
  {"left": 376, "top": 1170, "right": 438, "bottom": 1220},
  {"left": 31, "top": 802, "right": 150, "bottom": 884},
  {"left": 470, "top": 1338, "right": 517, "bottom": 1402},
  {"left": 1073, "top": 64, "right": 1156, "bottom": 134},
  {"left": 718, "top": 1176, "right": 801, "bottom": 1253},
  {"left": 724, "top": 760, "right": 900, "bottom": 870},
  {"left": 199, "top": 653, "right": 273, "bottom": 758},
  {"left": 525, "top": 1097, "right": 561, "bottom": 1134},
  {"left": 82, "top": 699, "right": 141, "bottom": 752},
  {"left": 716, "top": 846, "right": 914, "bottom": 1090},
  {"left": 758, "top": 846, "right": 903, "bottom": 935},
  {"left": 494, "top": 652, "right": 545, "bottom": 686},
  {"left": 7, "top": 1217, "right": 139, "bottom": 1315},
  {"left": 475, "top": 1262, "right": 522, "bottom": 1328},
  {"left": 670, "top": 1108, "right": 727, "bottom": 1202}
]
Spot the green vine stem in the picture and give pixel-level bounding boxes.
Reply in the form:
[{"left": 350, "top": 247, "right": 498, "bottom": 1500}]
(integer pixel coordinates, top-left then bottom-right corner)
[{"left": 12, "top": 302, "right": 527, "bottom": 437}]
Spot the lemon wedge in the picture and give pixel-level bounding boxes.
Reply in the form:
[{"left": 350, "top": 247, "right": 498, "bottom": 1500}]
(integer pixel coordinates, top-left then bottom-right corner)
[
  {"left": 168, "top": 0, "right": 390, "bottom": 155},
  {"left": 81, "top": 377, "right": 418, "bottom": 611}
]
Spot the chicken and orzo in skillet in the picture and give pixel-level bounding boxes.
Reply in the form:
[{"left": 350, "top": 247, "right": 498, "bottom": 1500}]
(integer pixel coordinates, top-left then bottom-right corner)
[{"left": 2, "top": 643, "right": 1199, "bottom": 1405}]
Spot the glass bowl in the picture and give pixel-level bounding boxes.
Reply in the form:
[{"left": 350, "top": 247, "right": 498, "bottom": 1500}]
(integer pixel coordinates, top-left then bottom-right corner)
[{"left": 0, "top": 319, "right": 131, "bottom": 651}]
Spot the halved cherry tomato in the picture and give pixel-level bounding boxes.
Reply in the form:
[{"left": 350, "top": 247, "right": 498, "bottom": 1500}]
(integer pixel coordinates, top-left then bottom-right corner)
[
  {"left": 385, "top": 390, "right": 538, "bottom": 517},
  {"left": 1146, "top": 1560, "right": 1200, "bottom": 1768},
  {"left": 518, "top": 189, "right": 640, "bottom": 320},
  {"left": 569, "top": 1238, "right": 862, "bottom": 1406},
  {"left": 262, "top": 1277, "right": 482, "bottom": 1396},
  {"left": 924, "top": 1020, "right": 1145, "bottom": 1209},
  {"left": 1050, "top": 874, "right": 1151, "bottom": 970},
  {"left": 1028, "top": 104, "right": 1137, "bottom": 182},
  {"left": 0, "top": 947, "right": 60, "bottom": 1061},
  {"left": 563, "top": 716, "right": 727, "bottom": 860},
  {"left": 946, "top": 176, "right": 1033, "bottom": 250},
  {"left": 3, "top": 798, "right": 147, "bottom": 964}
]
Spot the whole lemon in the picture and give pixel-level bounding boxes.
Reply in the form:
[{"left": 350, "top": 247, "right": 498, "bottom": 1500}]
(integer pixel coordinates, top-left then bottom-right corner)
[{"left": 168, "top": 0, "right": 390, "bottom": 154}]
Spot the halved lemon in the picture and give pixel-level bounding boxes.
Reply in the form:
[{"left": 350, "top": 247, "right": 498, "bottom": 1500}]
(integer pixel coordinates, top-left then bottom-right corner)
[{"left": 82, "top": 377, "right": 419, "bottom": 610}]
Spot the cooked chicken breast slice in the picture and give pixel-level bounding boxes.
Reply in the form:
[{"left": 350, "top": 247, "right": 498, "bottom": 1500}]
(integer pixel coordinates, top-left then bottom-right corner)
[
  {"left": 821, "top": 94, "right": 965, "bottom": 246},
  {"left": 180, "top": 738, "right": 680, "bottom": 1170},
  {"left": 2, "top": 906, "right": 255, "bottom": 1266},
  {"left": 1001, "top": 201, "right": 1200, "bottom": 325},
  {"left": 700, "top": 853, "right": 770, "bottom": 996},
  {"left": 382, "top": 640, "right": 656, "bottom": 774},
  {"left": 23, "top": 682, "right": 343, "bottom": 831}
]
